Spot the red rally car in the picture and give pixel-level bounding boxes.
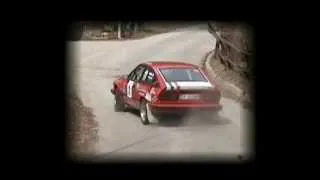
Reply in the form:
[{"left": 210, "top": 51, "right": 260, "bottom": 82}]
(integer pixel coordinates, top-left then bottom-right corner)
[{"left": 110, "top": 61, "right": 222, "bottom": 125}]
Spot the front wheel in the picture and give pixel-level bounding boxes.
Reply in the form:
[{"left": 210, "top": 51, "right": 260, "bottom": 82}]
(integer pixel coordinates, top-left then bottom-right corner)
[
  {"left": 139, "top": 100, "right": 150, "bottom": 125},
  {"left": 140, "top": 99, "right": 158, "bottom": 125}
]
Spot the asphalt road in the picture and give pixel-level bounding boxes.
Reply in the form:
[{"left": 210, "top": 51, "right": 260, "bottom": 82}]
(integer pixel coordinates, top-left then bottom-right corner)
[{"left": 68, "top": 23, "right": 253, "bottom": 162}]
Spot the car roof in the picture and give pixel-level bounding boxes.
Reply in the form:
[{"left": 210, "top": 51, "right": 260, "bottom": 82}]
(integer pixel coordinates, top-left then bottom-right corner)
[{"left": 144, "top": 61, "right": 199, "bottom": 69}]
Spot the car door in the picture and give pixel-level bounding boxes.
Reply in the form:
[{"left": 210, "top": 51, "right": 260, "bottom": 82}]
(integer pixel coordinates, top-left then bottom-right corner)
[
  {"left": 134, "top": 66, "right": 159, "bottom": 106},
  {"left": 125, "top": 64, "right": 147, "bottom": 108}
]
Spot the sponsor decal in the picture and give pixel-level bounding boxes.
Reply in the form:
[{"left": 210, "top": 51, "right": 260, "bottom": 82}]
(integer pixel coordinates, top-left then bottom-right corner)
[
  {"left": 147, "top": 72, "right": 154, "bottom": 80},
  {"left": 175, "top": 81, "right": 214, "bottom": 90},
  {"left": 164, "top": 81, "right": 214, "bottom": 91}
]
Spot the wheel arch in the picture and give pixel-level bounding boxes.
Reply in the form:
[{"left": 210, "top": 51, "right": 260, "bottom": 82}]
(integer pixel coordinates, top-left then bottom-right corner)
[{"left": 138, "top": 94, "right": 146, "bottom": 107}]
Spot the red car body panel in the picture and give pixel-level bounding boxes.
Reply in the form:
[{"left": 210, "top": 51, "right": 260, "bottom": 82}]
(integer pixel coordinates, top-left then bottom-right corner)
[{"left": 111, "top": 61, "right": 222, "bottom": 114}]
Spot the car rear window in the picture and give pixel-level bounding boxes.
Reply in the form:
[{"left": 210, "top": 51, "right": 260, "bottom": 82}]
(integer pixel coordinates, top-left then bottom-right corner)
[{"left": 159, "top": 68, "right": 207, "bottom": 82}]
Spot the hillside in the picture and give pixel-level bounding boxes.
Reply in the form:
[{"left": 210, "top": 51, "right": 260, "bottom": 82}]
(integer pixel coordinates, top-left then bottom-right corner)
[{"left": 207, "top": 22, "right": 254, "bottom": 108}]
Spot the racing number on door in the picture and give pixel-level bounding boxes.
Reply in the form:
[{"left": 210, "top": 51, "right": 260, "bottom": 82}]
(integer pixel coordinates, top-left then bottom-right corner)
[{"left": 127, "top": 80, "right": 134, "bottom": 98}]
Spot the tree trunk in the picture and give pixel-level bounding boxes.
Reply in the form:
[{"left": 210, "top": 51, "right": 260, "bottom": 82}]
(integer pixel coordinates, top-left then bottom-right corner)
[{"left": 117, "top": 22, "right": 122, "bottom": 39}]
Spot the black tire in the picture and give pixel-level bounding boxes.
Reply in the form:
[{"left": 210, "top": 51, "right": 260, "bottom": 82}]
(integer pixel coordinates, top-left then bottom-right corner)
[
  {"left": 114, "top": 92, "right": 126, "bottom": 112},
  {"left": 139, "top": 99, "right": 150, "bottom": 125}
]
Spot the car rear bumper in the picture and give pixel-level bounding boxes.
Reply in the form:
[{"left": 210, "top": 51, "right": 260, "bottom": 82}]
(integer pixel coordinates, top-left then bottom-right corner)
[{"left": 149, "top": 103, "right": 222, "bottom": 115}]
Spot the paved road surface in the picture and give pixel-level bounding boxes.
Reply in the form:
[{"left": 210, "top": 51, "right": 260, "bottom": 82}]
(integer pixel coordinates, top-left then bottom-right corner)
[{"left": 68, "top": 23, "right": 253, "bottom": 162}]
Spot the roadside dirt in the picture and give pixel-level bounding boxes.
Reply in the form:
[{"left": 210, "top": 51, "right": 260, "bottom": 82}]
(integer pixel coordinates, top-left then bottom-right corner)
[{"left": 67, "top": 92, "right": 99, "bottom": 160}]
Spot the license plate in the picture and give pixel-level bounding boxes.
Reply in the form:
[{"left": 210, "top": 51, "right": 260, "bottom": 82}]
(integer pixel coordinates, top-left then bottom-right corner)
[{"left": 179, "top": 94, "right": 201, "bottom": 100}]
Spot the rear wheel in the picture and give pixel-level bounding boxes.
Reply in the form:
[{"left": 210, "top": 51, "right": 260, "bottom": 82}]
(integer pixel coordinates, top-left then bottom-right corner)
[
  {"left": 140, "top": 99, "right": 157, "bottom": 125},
  {"left": 140, "top": 100, "right": 150, "bottom": 125},
  {"left": 114, "top": 91, "right": 126, "bottom": 112}
]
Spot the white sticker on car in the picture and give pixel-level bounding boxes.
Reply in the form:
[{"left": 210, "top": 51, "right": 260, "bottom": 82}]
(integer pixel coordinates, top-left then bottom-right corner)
[
  {"left": 175, "top": 81, "right": 214, "bottom": 90},
  {"left": 127, "top": 80, "right": 134, "bottom": 98}
]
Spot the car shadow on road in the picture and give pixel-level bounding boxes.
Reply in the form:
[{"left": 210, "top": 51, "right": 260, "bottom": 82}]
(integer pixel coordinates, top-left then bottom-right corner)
[
  {"left": 156, "top": 112, "right": 232, "bottom": 127},
  {"left": 126, "top": 109, "right": 140, "bottom": 117},
  {"left": 126, "top": 110, "right": 186, "bottom": 127},
  {"left": 156, "top": 116, "right": 185, "bottom": 127},
  {"left": 126, "top": 109, "right": 232, "bottom": 127}
]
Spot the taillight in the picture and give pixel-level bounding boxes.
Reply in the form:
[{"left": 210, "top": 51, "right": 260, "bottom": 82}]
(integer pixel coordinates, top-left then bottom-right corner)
[{"left": 158, "top": 90, "right": 178, "bottom": 100}]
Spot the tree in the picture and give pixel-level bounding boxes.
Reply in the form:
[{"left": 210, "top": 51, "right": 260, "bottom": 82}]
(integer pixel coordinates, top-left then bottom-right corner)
[{"left": 117, "top": 22, "right": 122, "bottom": 39}]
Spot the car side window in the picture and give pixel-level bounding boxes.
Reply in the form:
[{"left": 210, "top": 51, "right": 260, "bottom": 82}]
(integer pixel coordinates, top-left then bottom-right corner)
[
  {"left": 128, "top": 65, "right": 145, "bottom": 81},
  {"left": 141, "top": 68, "right": 156, "bottom": 84},
  {"left": 128, "top": 70, "right": 136, "bottom": 80},
  {"left": 141, "top": 69, "right": 149, "bottom": 82},
  {"left": 134, "top": 65, "right": 146, "bottom": 81}
]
